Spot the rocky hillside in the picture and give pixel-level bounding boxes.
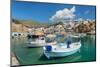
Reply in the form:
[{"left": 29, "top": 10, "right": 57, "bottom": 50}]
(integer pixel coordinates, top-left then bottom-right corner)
[
  {"left": 11, "top": 19, "right": 48, "bottom": 32},
  {"left": 73, "top": 21, "right": 95, "bottom": 33}
]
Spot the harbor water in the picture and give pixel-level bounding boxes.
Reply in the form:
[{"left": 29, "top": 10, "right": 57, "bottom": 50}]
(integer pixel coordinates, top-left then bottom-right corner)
[{"left": 11, "top": 35, "right": 96, "bottom": 65}]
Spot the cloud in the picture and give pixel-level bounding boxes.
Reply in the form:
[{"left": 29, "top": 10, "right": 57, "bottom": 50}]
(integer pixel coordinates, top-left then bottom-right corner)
[{"left": 50, "top": 6, "right": 76, "bottom": 22}]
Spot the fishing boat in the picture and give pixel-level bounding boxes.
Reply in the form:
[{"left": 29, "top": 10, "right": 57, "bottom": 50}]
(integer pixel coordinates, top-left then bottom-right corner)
[
  {"left": 70, "top": 33, "right": 86, "bottom": 38},
  {"left": 87, "top": 30, "right": 95, "bottom": 35},
  {"left": 27, "top": 34, "right": 57, "bottom": 48},
  {"left": 27, "top": 37, "right": 46, "bottom": 48},
  {"left": 70, "top": 35, "right": 80, "bottom": 38},
  {"left": 79, "top": 33, "right": 86, "bottom": 37},
  {"left": 43, "top": 42, "right": 81, "bottom": 59}
]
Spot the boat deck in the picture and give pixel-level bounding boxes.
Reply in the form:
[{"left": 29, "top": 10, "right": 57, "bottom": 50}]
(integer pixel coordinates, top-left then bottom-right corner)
[{"left": 51, "top": 42, "right": 81, "bottom": 52}]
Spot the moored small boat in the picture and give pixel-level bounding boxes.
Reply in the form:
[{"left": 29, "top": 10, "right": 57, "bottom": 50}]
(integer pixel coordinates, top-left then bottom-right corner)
[
  {"left": 70, "top": 35, "right": 80, "bottom": 38},
  {"left": 70, "top": 33, "right": 86, "bottom": 38},
  {"left": 43, "top": 42, "right": 81, "bottom": 59},
  {"left": 27, "top": 37, "right": 46, "bottom": 48},
  {"left": 79, "top": 33, "right": 86, "bottom": 37}
]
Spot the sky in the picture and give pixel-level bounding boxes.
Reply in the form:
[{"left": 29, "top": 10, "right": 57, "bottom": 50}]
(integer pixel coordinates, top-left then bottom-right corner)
[{"left": 12, "top": 1, "right": 96, "bottom": 23}]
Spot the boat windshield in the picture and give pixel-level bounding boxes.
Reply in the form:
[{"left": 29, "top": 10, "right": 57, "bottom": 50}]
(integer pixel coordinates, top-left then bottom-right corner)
[{"left": 56, "top": 35, "right": 80, "bottom": 43}]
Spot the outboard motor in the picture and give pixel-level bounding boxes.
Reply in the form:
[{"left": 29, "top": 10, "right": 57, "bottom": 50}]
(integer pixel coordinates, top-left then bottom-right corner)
[{"left": 45, "top": 45, "right": 52, "bottom": 52}]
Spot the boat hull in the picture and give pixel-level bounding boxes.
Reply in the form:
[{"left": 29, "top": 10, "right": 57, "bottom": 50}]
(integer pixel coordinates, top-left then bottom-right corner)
[
  {"left": 43, "top": 42, "right": 81, "bottom": 59},
  {"left": 44, "top": 48, "right": 80, "bottom": 58}
]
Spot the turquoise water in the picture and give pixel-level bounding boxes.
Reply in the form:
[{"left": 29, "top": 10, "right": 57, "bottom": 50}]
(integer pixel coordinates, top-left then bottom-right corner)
[{"left": 11, "top": 35, "right": 96, "bottom": 66}]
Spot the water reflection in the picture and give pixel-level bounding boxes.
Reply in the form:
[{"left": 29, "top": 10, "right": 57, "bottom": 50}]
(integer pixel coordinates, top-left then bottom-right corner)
[{"left": 11, "top": 35, "right": 96, "bottom": 65}]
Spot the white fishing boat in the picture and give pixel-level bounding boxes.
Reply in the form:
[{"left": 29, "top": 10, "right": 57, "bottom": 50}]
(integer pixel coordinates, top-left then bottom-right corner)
[
  {"left": 27, "top": 37, "right": 46, "bottom": 47},
  {"left": 43, "top": 42, "right": 81, "bottom": 59},
  {"left": 70, "top": 33, "right": 86, "bottom": 38},
  {"left": 79, "top": 33, "right": 86, "bottom": 37},
  {"left": 27, "top": 36, "right": 57, "bottom": 48},
  {"left": 70, "top": 35, "right": 80, "bottom": 38},
  {"left": 87, "top": 30, "right": 95, "bottom": 35}
]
